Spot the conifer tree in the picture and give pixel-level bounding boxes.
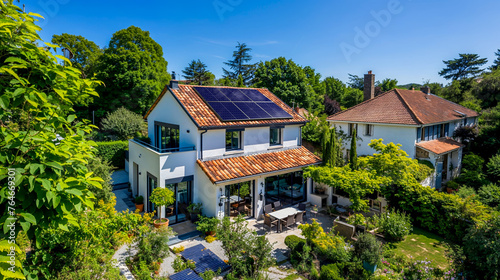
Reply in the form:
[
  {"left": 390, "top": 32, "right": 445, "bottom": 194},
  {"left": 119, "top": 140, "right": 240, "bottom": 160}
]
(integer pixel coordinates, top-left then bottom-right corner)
[{"left": 350, "top": 129, "right": 358, "bottom": 170}]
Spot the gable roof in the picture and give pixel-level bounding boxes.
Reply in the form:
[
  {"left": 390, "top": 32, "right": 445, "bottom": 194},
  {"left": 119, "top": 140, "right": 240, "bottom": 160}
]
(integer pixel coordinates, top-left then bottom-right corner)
[
  {"left": 328, "top": 89, "right": 478, "bottom": 125},
  {"left": 197, "top": 147, "right": 321, "bottom": 184},
  {"left": 145, "top": 84, "right": 307, "bottom": 129},
  {"left": 416, "top": 137, "right": 464, "bottom": 155}
]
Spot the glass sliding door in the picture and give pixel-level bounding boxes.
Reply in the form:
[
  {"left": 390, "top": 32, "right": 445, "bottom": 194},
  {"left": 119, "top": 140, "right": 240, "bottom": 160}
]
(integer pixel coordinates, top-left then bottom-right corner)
[
  {"left": 225, "top": 181, "right": 254, "bottom": 218},
  {"left": 164, "top": 180, "right": 192, "bottom": 224},
  {"left": 265, "top": 171, "right": 305, "bottom": 207},
  {"left": 147, "top": 173, "right": 158, "bottom": 215}
]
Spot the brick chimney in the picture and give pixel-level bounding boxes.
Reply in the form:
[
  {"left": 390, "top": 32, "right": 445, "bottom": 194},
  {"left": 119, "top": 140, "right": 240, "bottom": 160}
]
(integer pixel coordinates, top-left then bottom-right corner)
[
  {"left": 364, "top": 71, "right": 375, "bottom": 101},
  {"left": 169, "top": 71, "right": 178, "bottom": 89},
  {"left": 421, "top": 86, "right": 431, "bottom": 95}
]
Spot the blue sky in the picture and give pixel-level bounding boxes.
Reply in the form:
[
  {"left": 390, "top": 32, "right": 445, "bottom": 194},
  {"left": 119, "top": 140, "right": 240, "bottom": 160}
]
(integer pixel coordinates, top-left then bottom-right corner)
[{"left": 23, "top": 0, "right": 500, "bottom": 85}]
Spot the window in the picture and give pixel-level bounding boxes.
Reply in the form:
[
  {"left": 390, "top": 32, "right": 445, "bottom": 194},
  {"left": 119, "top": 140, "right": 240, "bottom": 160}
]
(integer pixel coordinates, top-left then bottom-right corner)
[
  {"left": 364, "top": 124, "right": 373, "bottom": 136},
  {"left": 270, "top": 127, "right": 282, "bottom": 146},
  {"left": 348, "top": 123, "right": 358, "bottom": 136},
  {"left": 226, "top": 130, "right": 242, "bottom": 150},
  {"left": 155, "top": 122, "right": 179, "bottom": 151}
]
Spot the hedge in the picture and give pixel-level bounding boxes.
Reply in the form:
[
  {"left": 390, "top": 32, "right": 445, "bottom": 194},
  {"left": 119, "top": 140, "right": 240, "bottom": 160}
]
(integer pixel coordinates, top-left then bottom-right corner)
[
  {"left": 95, "top": 141, "right": 128, "bottom": 169},
  {"left": 284, "top": 235, "right": 306, "bottom": 251}
]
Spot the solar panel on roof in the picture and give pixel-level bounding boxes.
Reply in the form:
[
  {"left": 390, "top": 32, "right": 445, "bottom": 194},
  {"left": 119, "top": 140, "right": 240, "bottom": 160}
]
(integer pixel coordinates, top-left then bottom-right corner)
[
  {"left": 169, "top": 269, "right": 203, "bottom": 280},
  {"left": 180, "top": 244, "right": 231, "bottom": 274},
  {"left": 193, "top": 87, "right": 292, "bottom": 121}
]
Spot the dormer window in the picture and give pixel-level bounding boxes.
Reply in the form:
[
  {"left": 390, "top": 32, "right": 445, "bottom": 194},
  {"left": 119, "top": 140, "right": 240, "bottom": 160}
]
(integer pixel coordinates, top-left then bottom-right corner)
[
  {"left": 226, "top": 129, "right": 242, "bottom": 151},
  {"left": 270, "top": 127, "right": 283, "bottom": 146}
]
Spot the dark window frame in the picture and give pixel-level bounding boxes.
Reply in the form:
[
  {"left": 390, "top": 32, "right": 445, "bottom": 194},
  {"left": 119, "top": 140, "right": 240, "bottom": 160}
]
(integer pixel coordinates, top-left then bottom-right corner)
[
  {"left": 269, "top": 127, "right": 282, "bottom": 146},
  {"left": 225, "top": 130, "right": 242, "bottom": 151},
  {"left": 364, "top": 124, "right": 373, "bottom": 136},
  {"left": 348, "top": 123, "right": 358, "bottom": 136},
  {"left": 154, "top": 121, "right": 180, "bottom": 150}
]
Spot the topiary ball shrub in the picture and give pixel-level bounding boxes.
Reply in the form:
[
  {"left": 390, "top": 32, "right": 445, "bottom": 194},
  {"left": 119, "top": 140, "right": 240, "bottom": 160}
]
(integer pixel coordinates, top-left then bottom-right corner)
[
  {"left": 285, "top": 235, "right": 306, "bottom": 251},
  {"left": 319, "top": 264, "right": 343, "bottom": 280}
]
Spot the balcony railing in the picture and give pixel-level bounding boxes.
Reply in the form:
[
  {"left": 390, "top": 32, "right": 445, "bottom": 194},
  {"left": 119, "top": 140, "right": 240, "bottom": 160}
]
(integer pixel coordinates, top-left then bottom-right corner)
[{"left": 132, "top": 138, "right": 195, "bottom": 154}]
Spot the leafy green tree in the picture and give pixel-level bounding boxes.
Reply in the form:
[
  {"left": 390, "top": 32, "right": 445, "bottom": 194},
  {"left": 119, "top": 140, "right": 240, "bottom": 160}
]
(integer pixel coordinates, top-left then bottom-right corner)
[
  {"left": 423, "top": 82, "right": 443, "bottom": 96},
  {"left": 340, "top": 87, "right": 363, "bottom": 108},
  {"left": 439, "top": 53, "right": 488, "bottom": 80},
  {"left": 302, "top": 112, "right": 329, "bottom": 146},
  {"left": 51, "top": 33, "right": 103, "bottom": 78},
  {"left": 322, "top": 127, "right": 343, "bottom": 168},
  {"left": 456, "top": 153, "right": 488, "bottom": 189},
  {"left": 95, "top": 26, "right": 170, "bottom": 114},
  {"left": 487, "top": 153, "right": 500, "bottom": 182},
  {"left": 376, "top": 78, "right": 398, "bottom": 92},
  {"left": 490, "top": 49, "right": 500, "bottom": 70},
  {"left": 222, "top": 42, "right": 255, "bottom": 86},
  {"left": 254, "top": 57, "right": 322, "bottom": 111},
  {"left": 182, "top": 59, "right": 213, "bottom": 85},
  {"left": 349, "top": 129, "right": 357, "bottom": 170},
  {"left": 472, "top": 68, "right": 500, "bottom": 108},
  {"left": 101, "top": 107, "right": 146, "bottom": 140},
  {"left": 477, "top": 183, "right": 500, "bottom": 210},
  {"left": 323, "top": 77, "right": 346, "bottom": 101},
  {"left": 0, "top": 1, "right": 104, "bottom": 276},
  {"left": 305, "top": 66, "right": 325, "bottom": 97},
  {"left": 87, "top": 157, "right": 114, "bottom": 205},
  {"left": 214, "top": 76, "right": 237, "bottom": 87},
  {"left": 347, "top": 74, "right": 364, "bottom": 90}
]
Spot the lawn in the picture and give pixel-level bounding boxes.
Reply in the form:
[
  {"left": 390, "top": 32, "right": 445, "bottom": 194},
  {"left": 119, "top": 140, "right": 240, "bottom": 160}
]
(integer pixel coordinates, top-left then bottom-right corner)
[{"left": 386, "top": 227, "right": 451, "bottom": 269}]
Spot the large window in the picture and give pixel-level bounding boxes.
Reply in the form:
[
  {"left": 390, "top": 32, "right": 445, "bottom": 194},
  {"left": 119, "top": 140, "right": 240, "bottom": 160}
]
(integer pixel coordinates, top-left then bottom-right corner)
[
  {"left": 417, "top": 123, "right": 449, "bottom": 142},
  {"left": 225, "top": 181, "right": 253, "bottom": 218},
  {"left": 265, "top": 171, "right": 305, "bottom": 206},
  {"left": 155, "top": 121, "right": 179, "bottom": 151},
  {"left": 226, "top": 130, "right": 242, "bottom": 150},
  {"left": 270, "top": 127, "right": 282, "bottom": 146},
  {"left": 165, "top": 180, "right": 192, "bottom": 224}
]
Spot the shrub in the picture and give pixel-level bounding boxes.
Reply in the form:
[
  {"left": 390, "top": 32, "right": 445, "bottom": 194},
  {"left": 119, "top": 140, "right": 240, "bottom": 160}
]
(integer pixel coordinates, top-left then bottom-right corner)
[
  {"left": 87, "top": 156, "right": 114, "bottom": 204},
  {"left": 136, "top": 227, "right": 171, "bottom": 264},
  {"left": 95, "top": 140, "right": 128, "bottom": 169},
  {"left": 134, "top": 195, "right": 144, "bottom": 204},
  {"left": 455, "top": 186, "right": 478, "bottom": 200},
  {"left": 132, "top": 261, "right": 152, "bottom": 280},
  {"left": 172, "top": 256, "right": 196, "bottom": 273},
  {"left": 205, "top": 235, "right": 217, "bottom": 243},
  {"left": 312, "top": 232, "right": 352, "bottom": 263},
  {"left": 354, "top": 233, "right": 382, "bottom": 265},
  {"left": 310, "top": 266, "right": 320, "bottom": 279},
  {"left": 284, "top": 235, "right": 306, "bottom": 251},
  {"left": 298, "top": 219, "right": 324, "bottom": 243},
  {"left": 487, "top": 153, "right": 500, "bottom": 181},
  {"left": 377, "top": 210, "right": 412, "bottom": 241},
  {"left": 319, "top": 264, "right": 343, "bottom": 280},
  {"left": 347, "top": 213, "right": 366, "bottom": 227},
  {"left": 403, "top": 259, "right": 442, "bottom": 280},
  {"left": 172, "top": 246, "right": 184, "bottom": 254},
  {"left": 200, "top": 268, "right": 221, "bottom": 280},
  {"left": 101, "top": 107, "right": 146, "bottom": 140},
  {"left": 477, "top": 183, "right": 500, "bottom": 210},
  {"left": 149, "top": 187, "right": 175, "bottom": 223},
  {"left": 456, "top": 153, "right": 488, "bottom": 188},
  {"left": 196, "top": 216, "right": 220, "bottom": 233}
]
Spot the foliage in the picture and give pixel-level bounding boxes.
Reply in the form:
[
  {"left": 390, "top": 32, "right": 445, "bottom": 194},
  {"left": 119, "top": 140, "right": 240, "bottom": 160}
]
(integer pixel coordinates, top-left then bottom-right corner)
[
  {"left": 491, "top": 49, "right": 500, "bottom": 71},
  {"left": 131, "top": 261, "right": 152, "bottom": 280},
  {"left": 347, "top": 213, "right": 366, "bottom": 227},
  {"left": 452, "top": 124, "right": 479, "bottom": 145},
  {"left": 195, "top": 216, "right": 219, "bottom": 233},
  {"left": 455, "top": 153, "right": 488, "bottom": 189},
  {"left": 312, "top": 231, "right": 352, "bottom": 263},
  {"left": 477, "top": 183, "right": 500, "bottom": 210},
  {"left": 439, "top": 53, "right": 488, "bottom": 80},
  {"left": 319, "top": 264, "right": 343, "bottom": 280},
  {"left": 182, "top": 59, "right": 214, "bottom": 85},
  {"left": 95, "top": 25, "right": 170, "bottom": 114},
  {"left": 254, "top": 57, "right": 323, "bottom": 112},
  {"left": 51, "top": 33, "right": 103, "bottom": 78},
  {"left": 350, "top": 129, "right": 358, "bottom": 170},
  {"left": 475, "top": 104, "right": 500, "bottom": 158},
  {"left": 461, "top": 214, "right": 500, "bottom": 279},
  {"left": 487, "top": 153, "right": 500, "bottom": 182},
  {"left": 304, "top": 165, "right": 389, "bottom": 212},
  {"left": 473, "top": 68, "right": 500, "bottom": 108},
  {"left": 0, "top": 3, "right": 109, "bottom": 278},
  {"left": 354, "top": 233, "right": 383, "bottom": 265},
  {"left": 377, "top": 210, "right": 412, "bottom": 241},
  {"left": 321, "top": 127, "right": 344, "bottom": 168},
  {"left": 323, "top": 95, "right": 341, "bottom": 116},
  {"left": 187, "top": 203, "right": 203, "bottom": 214},
  {"left": 302, "top": 111, "right": 329, "bottom": 146},
  {"left": 172, "top": 245, "right": 184, "bottom": 254},
  {"left": 28, "top": 197, "right": 154, "bottom": 279},
  {"left": 149, "top": 187, "right": 175, "bottom": 221},
  {"left": 290, "top": 241, "right": 313, "bottom": 273},
  {"left": 205, "top": 235, "right": 217, "bottom": 243},
  {"left": 87, "top": 156, "right": 114, "bottom": 204},
  {"left": 94, "top": 140, "right": 128, "bottom": 169},
  {"left": 455, "top": 186, "right": 478, "bottom": 200},
  {"left": 135, "top": 195, "right": 144, "bottom": 204},
  {"left": 172, "top": 255, "right": 196, "bottom": 273},
  {"left": 284, "top": 235, "right": 306, "bottom": 251},
  {"left": 298, "top": 219, "right": 324, "bottom": 244},
  {"left": 341, "top": 87, "right": 363, "bottom": 108},
  {"left": 216, "top": 216, "right": 274, "bottom": 278},
  {"left": 376, "top": 78, "right": 398, "bottom": 92},
  {"left": 323, "top": 76, "right": 346, "bottom": 101},
  {"left": 200, "top": 268, "right": 221, "bottom": 280},
  {"left": 101, "top": 107, "right": 146, "bottom": 140},
  {"left": 402, "top": 258, "right": 442, "bottom": 280},
  {"left": 135, "top": 227, "right": 170, "bottom": 265},
  {"left": 222, "top": 42, "right": 255, "bottom": 86},
  {"left": 348, "top": 74, "right": 364, "bottom": 90}
]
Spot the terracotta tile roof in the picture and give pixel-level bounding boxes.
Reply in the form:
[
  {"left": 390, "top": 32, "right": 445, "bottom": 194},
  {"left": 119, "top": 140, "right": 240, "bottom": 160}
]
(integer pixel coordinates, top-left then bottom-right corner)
[
  {"left": 328, "top": 89, "right": 478, "bottom": 125},
  {"left": 197, "top": 147, "right": 322, "bottom": 184},
  {"left": 416, "top": 137, "right": 464, "bottom": 155},
  {"left": 145, "top": 84, "right": 307, "bottom": 129}
]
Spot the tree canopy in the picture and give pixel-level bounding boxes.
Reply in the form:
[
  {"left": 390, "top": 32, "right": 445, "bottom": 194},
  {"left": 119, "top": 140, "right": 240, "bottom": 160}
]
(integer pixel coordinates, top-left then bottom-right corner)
[
  {"left": 51, "top": 33, "right": 103, "bottom": 78},
  {"left": 95, "top": 26, "right": 170, "bottom": 115},
  {"left": 222, "top": 42, "right": 255, "bottom": 86},
  {"left": 182, "top": 59, "right": 214, "bottom": 85},
  {"left": 376, "top": 78, "right": 398, "bottom": 92},
  {"left": 490, "top": 49, "right": 500, "bottom": 71},
  {"left": 439, "top": 53, "right": 488, "bottom": 80}
]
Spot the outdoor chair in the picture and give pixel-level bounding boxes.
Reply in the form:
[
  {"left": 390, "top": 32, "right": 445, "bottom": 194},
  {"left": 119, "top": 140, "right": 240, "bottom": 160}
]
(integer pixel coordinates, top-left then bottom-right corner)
[
  {"left": 298, "top": 203, "right": 307, "bottom": 219},
  {"left": 264, "top": 204, "right": 273, "bottom": 214},
  {"left": 281, "top": 214, "right": 295, "bottom": 232},
  {"left": 237, "top": 204, "right": 245, "bottom": 214},
  {"left": 295, "top": 211, "right": 304, "bottom": 226},
  {"left": 263, "top": 214, "right": 278, "bottom": 233},
  {"left": 273, "top": 201, "right": 282, "bottom": 211}
]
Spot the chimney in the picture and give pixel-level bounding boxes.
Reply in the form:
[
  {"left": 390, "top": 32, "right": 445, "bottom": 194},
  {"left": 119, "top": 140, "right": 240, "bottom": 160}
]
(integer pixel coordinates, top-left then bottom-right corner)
[
  {"left": 421, "top": 86, "right": 431, "bottom": 95},
  {"left": 295, "top": 107, "right": 300, "bottom": 113},
  {"left": 169, "top": 71, "right": 178, "bottom": 89},
  {"left": 364, "top": 71, "right": 375, "bottom": 101}
]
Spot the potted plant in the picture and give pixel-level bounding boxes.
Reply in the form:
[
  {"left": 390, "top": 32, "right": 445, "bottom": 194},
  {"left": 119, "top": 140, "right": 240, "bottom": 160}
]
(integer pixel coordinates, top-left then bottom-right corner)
[
  {"left": 149, "top": 187, "right": 175, "bottom": 228},
  {"left": 134, "top": 195, "right": 144, "bottom": 212},
  {"left": 354, "top": 233, "right": 382, "bottom": 273},
  {"left": 187, "top": 203, "right": 203, "bottom": 223},
  {"left": 195, "top": 216, "right": 219, "bottom": 236},
  {"left": 314, "top": 185, "right": 326, "bottom": 194}
]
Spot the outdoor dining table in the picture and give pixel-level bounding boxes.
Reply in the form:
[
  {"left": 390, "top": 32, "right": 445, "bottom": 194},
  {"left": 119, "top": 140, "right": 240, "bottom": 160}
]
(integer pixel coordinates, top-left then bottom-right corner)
[{"left": 268, "top": 207, "right": 300, "bottom": 232}]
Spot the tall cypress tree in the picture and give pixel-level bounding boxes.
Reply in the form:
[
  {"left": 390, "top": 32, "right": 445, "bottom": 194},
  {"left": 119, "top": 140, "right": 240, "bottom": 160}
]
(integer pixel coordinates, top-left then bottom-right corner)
[
  {"left": 322, "top": 128, "right": 330, "bottom": 166},
  {"left": 350, "top": 129, "right": 358, "bottom": 170}
]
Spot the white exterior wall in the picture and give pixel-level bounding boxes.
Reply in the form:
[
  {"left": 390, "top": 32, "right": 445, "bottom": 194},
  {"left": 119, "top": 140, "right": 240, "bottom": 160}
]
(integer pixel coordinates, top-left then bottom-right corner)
[
  {"left": 332, "top": 122, "right": 418, "bottom": 159},
  {"left": 195, "top": 165, "right": 219, "bottom": 218},
  {"left": 283, "top": 125, "right": 301, "bottom": 148}
]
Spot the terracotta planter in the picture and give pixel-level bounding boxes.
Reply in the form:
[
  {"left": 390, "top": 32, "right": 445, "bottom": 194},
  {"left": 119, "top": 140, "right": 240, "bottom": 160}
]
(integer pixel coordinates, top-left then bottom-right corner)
[
  {"left": 206, "top": 231, "right": 216, "bottom": 236},
  {"left": 135, "top": 203, "right": 144, "bottom": 212},
  {"left": 154, "top": 218, "right": 169, "bottom": 228}
]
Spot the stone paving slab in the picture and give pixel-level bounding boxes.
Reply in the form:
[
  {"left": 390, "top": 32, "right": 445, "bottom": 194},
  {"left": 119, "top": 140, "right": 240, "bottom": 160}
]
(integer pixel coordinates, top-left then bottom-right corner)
[{"left": 111, "top": 169, "right": 129, "bottom": 185}]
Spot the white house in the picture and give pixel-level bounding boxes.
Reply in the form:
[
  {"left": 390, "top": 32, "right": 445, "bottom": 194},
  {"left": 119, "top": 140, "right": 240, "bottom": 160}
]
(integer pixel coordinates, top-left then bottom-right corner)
[
  {"left": 328, "top": 71, "right": 478, "bottom": 190},
  {"left": 128, "top": 79, "right": 321, "bottom": 225}
]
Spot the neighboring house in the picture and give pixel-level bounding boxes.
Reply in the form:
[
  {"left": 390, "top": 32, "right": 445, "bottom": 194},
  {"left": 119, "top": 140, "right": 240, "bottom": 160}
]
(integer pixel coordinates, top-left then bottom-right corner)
[
  {"left": 128, "top": 79, "right": 321, "bottom": 224},
  {"left": 328, "top": 71, "right": 478, "bottom": 189}
]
